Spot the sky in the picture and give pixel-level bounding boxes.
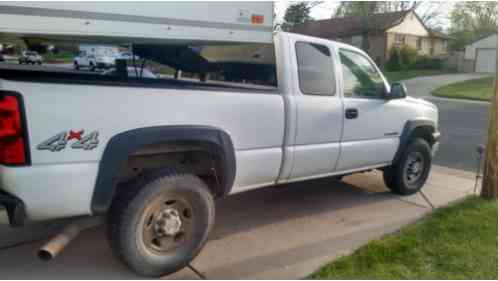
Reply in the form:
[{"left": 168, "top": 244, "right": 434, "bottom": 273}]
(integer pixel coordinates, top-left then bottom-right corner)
[
  {"left": 274, "top": 1, "right": 339, "bottom": 22},
  {"left": 274, "top": 1, "right": 452, "bottom": 30}
]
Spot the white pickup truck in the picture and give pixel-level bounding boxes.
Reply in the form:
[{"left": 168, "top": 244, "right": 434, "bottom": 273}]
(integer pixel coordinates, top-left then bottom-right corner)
[
  {"left": 74, "top": 50, "right": 116, "bottom": 71},
  {"left": 0, "top": 2, "right": 439, "bottom": 277}
]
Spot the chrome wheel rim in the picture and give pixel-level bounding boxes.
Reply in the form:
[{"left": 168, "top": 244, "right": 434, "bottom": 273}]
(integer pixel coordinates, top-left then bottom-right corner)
[
  {"left": 404, "top": 151, "right": 425, "bottom": 185},
  {"left": 139, "top": 195, "right": 193, "bottom": 254}
]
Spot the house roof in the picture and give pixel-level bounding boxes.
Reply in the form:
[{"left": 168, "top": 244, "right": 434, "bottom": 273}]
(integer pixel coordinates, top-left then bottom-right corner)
[
  {"left": 429, "top": 29, "right": 449, "bottom": 39},
  {"left": 292, "top": 10, "right": 412, "bottom": 39},
  {"left": 466, "top": 32, "right": 497, "bottom": 46}
]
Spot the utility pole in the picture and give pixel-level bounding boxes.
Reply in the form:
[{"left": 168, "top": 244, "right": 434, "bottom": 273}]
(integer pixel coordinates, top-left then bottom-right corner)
[{"left": 481, "top": 45, "right": 498, "bottom": 199}]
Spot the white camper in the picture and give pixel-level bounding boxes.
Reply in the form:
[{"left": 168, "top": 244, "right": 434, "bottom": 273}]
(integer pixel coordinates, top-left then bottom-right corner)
[{"left": 0, "top": 2, "right": 273, "bottom": 44}]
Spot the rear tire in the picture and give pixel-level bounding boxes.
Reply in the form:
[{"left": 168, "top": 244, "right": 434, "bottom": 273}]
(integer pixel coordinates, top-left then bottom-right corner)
[
  {"left": 383, "top": 138, "right": 432, "bottom": 195},
  {"left": 74, "top": 62, "right": 79, "bottom": 70},
  {"left": 107, "top": 169, "right": 215, "bottom": 277}
]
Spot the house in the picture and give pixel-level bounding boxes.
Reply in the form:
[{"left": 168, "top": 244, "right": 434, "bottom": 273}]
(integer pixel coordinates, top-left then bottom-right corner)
[
  {"left": 292, "top": 10, "right": 448, "bottom": 65},
  {"left": 428, "top": 29, "right": 449, "bottom": 57},
  {"left": 464, "top": 33, "right": 498, "bottom": 73}
]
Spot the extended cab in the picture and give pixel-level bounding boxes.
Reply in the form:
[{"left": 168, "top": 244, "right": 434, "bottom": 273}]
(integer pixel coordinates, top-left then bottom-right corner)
[{"left": 0, "top": 2, "right": 439, "bottom": 277}]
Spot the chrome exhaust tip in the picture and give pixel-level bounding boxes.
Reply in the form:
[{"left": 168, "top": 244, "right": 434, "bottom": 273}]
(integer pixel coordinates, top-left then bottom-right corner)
[{"left": 38, "top": 216, "right": 103, "bottom": 261}]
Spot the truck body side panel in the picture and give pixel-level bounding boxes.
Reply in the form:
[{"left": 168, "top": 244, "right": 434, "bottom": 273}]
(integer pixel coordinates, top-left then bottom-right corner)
[{"left": 0, "top": 79, "right": 284, "bottom": 220}]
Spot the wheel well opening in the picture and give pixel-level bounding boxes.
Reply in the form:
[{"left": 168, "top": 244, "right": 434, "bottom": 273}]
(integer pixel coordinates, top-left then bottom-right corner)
[
  {"left": 411, "top": 126, "right": 435, "bottom": 146},
  {"left": 114, "top": 142, "right": 224, "bottom": 198}
]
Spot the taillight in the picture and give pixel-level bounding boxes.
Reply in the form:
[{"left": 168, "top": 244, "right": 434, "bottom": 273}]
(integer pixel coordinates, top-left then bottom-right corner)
[{"left": 0, "top": 92, "right": 29, "bottom": 165}]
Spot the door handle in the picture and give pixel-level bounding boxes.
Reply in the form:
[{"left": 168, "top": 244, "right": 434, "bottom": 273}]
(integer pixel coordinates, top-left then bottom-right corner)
[{"left": 345, "top": 108, "right": 359, "bottom": 119}]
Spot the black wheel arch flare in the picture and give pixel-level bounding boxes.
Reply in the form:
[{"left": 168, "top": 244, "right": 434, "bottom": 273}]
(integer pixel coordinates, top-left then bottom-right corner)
[
  {"left": 393, "top": 119, "right": 438, "bottom": 164},
  {"left": 90, "top": 125, "right": 236, "bottom": 214}
]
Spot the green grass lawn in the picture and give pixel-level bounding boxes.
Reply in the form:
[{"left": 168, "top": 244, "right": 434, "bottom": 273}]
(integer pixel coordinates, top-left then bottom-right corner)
[
  {"left": 311, "top": 196, "right": 498, "bottom": 279},
  {"left": 385, "top": 70, "right": 454, "bottom": 83},
  {"left": 43, "top": 51, "right": 75, "bottom": 64},
  {"left": 431, "top": 77, "right": 493, "bottom": 101}
]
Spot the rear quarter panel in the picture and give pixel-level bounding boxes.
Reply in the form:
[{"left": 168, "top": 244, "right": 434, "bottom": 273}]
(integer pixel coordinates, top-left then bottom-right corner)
[{"left": 0, "top": 79, "right": 285, "bottom": 219}]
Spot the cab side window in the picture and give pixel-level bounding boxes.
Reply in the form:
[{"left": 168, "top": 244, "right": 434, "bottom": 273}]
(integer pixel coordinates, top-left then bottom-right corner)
[
  {"left": 339, "top": 49, "right": 385, "bottom": 99},
  {"left": 296, "top": 42, "right": 335, "bottom": 96}
]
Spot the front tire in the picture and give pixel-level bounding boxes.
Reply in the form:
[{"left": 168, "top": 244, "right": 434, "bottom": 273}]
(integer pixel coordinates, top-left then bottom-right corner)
[
  {"left": 383, "top": 139, "right": 432, "bottom": 195},
  {"left": 107, "top": 169, "right": 215, "bottom": 277}
]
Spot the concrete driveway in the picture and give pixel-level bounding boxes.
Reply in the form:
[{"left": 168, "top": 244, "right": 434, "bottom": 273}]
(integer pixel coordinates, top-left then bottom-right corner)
[{"left": 0, "top": 166, "right": 476, "bottom": 279}]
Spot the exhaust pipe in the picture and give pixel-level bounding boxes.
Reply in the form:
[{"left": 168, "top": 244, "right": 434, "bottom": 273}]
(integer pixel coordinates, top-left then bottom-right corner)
[{"left": 38, "top": 216, "right": 103, "bottom": 261}]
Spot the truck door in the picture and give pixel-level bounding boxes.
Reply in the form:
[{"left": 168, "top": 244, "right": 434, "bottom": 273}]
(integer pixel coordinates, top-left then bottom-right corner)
[
  {"left": 283, "top": 37, "right": 343, "bottom": 181},
  {"left": 336, "top": 48, "right": 399, "bottom": 171},
  {"left": 78, "top": 51, "right": 89, "bottom": 66}
]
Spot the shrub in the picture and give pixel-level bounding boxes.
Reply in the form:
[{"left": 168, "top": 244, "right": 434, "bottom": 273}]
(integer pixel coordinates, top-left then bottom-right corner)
[
  {"left": 385, "top": 48, "right": 402, "bottom": 71},
  {"left": 411, "top": 56, "right": 444, "bottom": 70},
  {"left": 399, "top": 45, "right": 418, "bottom": 66}
]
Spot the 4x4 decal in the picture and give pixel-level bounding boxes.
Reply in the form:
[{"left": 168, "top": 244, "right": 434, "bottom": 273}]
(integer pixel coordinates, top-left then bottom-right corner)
[{"left": 37, "top": 130, "right": 99, "bottom": 151}]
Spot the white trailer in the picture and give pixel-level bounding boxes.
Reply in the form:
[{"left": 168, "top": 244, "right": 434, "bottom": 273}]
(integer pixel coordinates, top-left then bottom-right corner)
[{"left": 0, "top": 2, "right": 273, "bottom": 45}]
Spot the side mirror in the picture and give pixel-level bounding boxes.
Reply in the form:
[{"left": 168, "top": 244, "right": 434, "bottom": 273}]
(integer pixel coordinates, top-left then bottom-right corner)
[{"left": 385, "top": 82, "right": 407, "bottom": 100}]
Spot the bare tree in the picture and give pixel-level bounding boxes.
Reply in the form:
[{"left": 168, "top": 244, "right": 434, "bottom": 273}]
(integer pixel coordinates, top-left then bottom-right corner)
[
  {"left": 416, "top": 2, "right": 446, "bottom": 29},
  {"left": 334, "top": 1, "right": 444, "bottom": 28},
  {"left": 280, "top": 1, "right": 322, "bottom": 31},
  {"left": 449, "top": 2, "right": 498, "bottom": 50}
]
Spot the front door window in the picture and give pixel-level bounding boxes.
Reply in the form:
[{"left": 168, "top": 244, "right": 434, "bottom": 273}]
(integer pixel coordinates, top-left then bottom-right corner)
[{"left": 339, "top": 49, "right": 386, "bottom": 99}]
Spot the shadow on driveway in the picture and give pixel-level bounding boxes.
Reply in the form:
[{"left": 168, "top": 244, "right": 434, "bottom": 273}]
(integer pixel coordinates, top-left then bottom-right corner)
[{"left": 0, "top": 175, "right": 425, "bottom": 279}]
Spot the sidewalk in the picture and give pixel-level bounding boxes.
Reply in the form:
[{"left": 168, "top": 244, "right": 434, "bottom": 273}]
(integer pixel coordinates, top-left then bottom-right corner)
[{"left": 0, "top": 165, "right": 477, "bottom": 279}]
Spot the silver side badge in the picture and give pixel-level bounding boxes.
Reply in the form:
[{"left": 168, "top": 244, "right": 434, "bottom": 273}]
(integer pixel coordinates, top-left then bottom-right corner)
[{"left": 37, "top": 130, "right": 99, "bottom": 151}]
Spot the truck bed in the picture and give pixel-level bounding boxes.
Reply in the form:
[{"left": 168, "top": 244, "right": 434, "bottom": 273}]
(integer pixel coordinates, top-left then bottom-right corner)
[{"left": 0, "top": 64, "right": 278, "bottom": 94}]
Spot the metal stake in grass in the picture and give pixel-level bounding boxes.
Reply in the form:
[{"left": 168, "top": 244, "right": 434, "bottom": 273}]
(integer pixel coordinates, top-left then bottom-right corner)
[{"left": 475, "top": 145, "right": 485, "bottom": 194}]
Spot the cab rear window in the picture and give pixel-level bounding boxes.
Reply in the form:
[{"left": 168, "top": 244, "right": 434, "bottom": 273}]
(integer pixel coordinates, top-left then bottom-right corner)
[{"left": 295, "top": 42, "right": 335, "bottom": 96}]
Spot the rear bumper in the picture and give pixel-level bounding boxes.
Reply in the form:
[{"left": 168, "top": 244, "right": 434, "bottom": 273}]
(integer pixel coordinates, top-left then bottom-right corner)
[
  {"left": 0, "top": 163, "right": 98, "bottom": 221},
  {"left": 0, "top": 191, "right": 25, "bottom": 227}
]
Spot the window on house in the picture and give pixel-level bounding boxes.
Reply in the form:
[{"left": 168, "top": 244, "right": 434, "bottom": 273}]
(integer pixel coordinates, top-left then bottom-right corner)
[
  {"left": 351, "top": 36, "right": 363, "bottom": 48},
  {"left": 395, "top": 34, "right": 405, "bottom": 45},
  {"left": 416, "top": 38, "right": 422, "bottom": 50}
]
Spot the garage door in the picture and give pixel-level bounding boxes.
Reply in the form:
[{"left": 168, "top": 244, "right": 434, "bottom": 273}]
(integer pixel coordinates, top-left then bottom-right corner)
[{"left": 475, "top": 48, "right": 496, "bottom": 73}]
